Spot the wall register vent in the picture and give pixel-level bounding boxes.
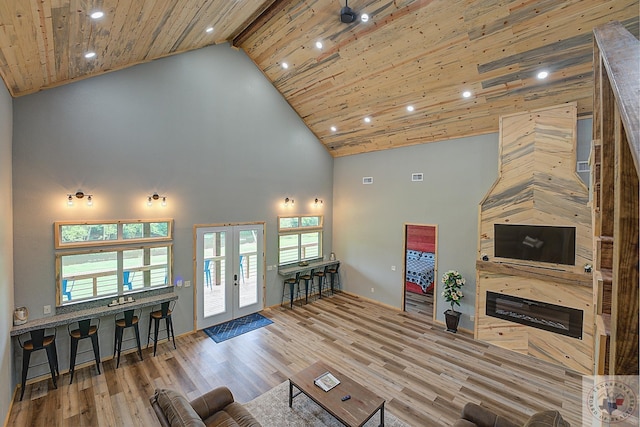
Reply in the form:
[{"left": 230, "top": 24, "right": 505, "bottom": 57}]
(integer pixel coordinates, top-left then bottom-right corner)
[
  {"left": 362, "top": 177, "right": 373, "bottom": 185},
  {"left": 576, "top": 161, "right": 589, "bottom": 173},
  {"left": 411, "top": 173, "right": 424, "bottom": 182}
]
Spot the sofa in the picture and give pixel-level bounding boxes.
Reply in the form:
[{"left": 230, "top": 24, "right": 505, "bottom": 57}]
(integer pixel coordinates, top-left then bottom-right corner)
[
  {"left": 454, "top": 402, "right": 570, "bottom": 427},
  {"left": 150, "top": 386, "right": 262, "bottom": 427}
]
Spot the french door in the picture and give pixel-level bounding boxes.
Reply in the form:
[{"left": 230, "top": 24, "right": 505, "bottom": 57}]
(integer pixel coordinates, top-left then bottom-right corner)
[{"left": 195, "top": 223, "right": 264, "bottom": 330}]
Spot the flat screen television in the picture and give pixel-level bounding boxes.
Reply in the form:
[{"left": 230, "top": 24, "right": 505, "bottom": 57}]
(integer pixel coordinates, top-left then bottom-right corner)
[{"left": 494, "top": 224, "right": 576, "bottom": 266}]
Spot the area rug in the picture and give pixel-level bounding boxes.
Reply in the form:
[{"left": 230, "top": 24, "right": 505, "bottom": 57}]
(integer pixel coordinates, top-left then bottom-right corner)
[
  {"left": 203, "top": 312, "right": 273, "bottom": 343},
  {"left": 244, "top": 381, "right": 410, "bottom": 427}
]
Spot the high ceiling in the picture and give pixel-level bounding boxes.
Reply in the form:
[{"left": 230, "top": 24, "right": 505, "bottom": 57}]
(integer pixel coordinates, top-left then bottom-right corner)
[{"left": 0, "top": 0, "right": 637, "bottom": 157}]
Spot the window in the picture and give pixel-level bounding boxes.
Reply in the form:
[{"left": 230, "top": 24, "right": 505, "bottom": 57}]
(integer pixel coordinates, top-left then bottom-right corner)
[
  {"left": 55, "top": 219, "right": 173, "bottom": 306},
  {"left": 278, "top": 215, "right": 323, "bottom": 265}
]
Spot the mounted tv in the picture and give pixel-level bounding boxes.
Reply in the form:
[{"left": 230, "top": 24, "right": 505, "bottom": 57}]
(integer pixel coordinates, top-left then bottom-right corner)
[{"left": 494, "top": 224, "right": 576, "bottom": 266}]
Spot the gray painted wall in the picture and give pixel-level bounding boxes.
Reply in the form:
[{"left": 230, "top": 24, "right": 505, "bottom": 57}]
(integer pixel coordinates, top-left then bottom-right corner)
[
  {"left": 1, "top": 82, "right": 14, "bottom": 422},
  {"left": 11, "top": 44, "right": 333, "bottom": 381},
  {"left": 333, "top": 118, "right": 592, "bottom": 330}
]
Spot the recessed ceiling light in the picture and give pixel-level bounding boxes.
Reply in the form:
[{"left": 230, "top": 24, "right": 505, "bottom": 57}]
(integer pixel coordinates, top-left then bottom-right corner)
[
  {"left": 462, "top": 91, "right": 472, "bottom": 98},
  {"left": 84, "top": 52, "right": 96, "bottom": 59},
  {"left": 406, "top": 105, "right": 415, "bottom": 112},
  {"left": 205, "top": 27, "right": 214, "bottom": 33},
  {"left": 315, "top": 41, "right": 323, "bottom": 49},
  {"left": 90, "top": 11, "right": 104, "bottom": 19},
  {"left": 537, "top": 70, "right": 549, "bottom": 79},
  {"left": 330, "top": 126, "right": 337, "bottom": 132},
  {"left": 364, "top": 117, "right": 371, "bottom": 123},
  {"left": 281, "top": 62, "right": 289, "bottom": 69},
  {"left": 360, "top": 13, "right": 369, "bottom": 22}
]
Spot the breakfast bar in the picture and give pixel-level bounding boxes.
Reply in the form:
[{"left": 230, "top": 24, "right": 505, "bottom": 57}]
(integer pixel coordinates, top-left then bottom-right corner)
[
  {"left": 11, "top": 292, "right": 178, "bottom": 336},
  {"left": 278, "top": 259, "right": 341, "bottom": 306}
]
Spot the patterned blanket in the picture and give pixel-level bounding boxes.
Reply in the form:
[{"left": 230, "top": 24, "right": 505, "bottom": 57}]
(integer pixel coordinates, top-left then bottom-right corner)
[{"left": 406, "top": 250, "right": 435, "bottom": 293}]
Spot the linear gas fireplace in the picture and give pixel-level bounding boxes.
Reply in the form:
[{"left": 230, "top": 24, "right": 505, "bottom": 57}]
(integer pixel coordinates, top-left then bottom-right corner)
[{"left": 486, "top": 291, "right": 583, "bottom": 339}]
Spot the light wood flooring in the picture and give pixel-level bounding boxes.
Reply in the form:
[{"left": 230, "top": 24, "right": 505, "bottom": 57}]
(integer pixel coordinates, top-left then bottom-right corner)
[
  {"left": 405, "top": 289, "right": 433, "bottom": 318},
  {"left": 8, "top": 293, "right": 584, "bottom": 426}
]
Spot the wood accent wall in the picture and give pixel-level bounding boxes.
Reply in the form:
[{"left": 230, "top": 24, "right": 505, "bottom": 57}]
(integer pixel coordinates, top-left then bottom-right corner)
[
  {"left": 591, "top": 22, "right": 640, "bottom": 376},
  {"left": 476, "top": 103, "right": 594, "bottom": 374}
]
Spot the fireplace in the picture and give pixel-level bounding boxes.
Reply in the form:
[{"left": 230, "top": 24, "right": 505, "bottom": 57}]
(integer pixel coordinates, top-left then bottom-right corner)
[{"left": 486, "top": 291, "right": 583, "bottom": 339}]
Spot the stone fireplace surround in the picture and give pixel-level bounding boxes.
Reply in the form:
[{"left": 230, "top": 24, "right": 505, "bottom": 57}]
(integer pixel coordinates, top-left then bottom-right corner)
[{"left": 476, "top": 104, "right": 594, "bottom": 374}]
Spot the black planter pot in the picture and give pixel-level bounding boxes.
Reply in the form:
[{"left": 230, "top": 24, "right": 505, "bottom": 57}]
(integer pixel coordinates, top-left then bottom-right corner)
[{"left": 444, "top": 309, "right": 461, "bottom": 333}]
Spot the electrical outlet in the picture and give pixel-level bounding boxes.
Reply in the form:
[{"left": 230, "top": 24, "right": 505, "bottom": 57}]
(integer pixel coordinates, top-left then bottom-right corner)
[
  {"left": 184, "top": 280, "right": 191, "bottom": 287},
  {"left": 470, "top": 315, "right": 474, "bottom": 321},
  {"left": 177, "top": 279, "right": 183, "bottom": 287},
  {"left": 43, "top": 305, "right": 51, "bottom": 314},
  {"left": 267, "top": 265, "right": 273, "bottom": 271},
  {"left": 371, "top": 287, "right": 375, "bottom": 293},
  {"left": 391, "top": 265, "right": 396, "bottom": 271}
]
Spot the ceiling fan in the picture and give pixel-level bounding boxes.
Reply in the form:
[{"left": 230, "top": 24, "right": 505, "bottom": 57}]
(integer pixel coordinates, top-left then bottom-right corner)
[{"left": 340, "top": 0, "right": 357, "bottom": 23}]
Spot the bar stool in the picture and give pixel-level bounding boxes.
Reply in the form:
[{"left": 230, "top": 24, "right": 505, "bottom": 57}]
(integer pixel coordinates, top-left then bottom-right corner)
[
  {"left": 313, "top": 267, "right": 329, "bottom": 298},
  {"left": 326, "top": 263, "right": 341, "bottom": 294},
  {"left": 18, "top": 328, "right": 59, "bottom": 401},
  {"left": 114, "top": 309, "right": 143, "bottom": 368},
  {"left": 281, "top": 272, "right": 301, "bottom": 308},
  {"left": 147, "top": 301, "right": 176, "bottom": 356},
  {"left": 68, "top": 318, "right": 101, "bottom": 384},
  {"left": 299, "top": 269, "right": 315, "bottom": 304}
]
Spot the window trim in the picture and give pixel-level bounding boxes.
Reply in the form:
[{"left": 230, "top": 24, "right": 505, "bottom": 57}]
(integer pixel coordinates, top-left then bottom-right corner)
[
  {"left": 55, "top": 219, "right": 174, "bottom": 306},
  {"left": 278, "top": 215, "right": 323, "bottom": 266},
  {"left": 54, "top": 218, "right": 173, "bottom": 249}
]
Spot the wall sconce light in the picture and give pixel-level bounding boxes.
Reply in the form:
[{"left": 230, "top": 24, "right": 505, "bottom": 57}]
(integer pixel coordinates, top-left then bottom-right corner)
[
  {"left": 67, "top": 190, "right": 93, "bottom": 206},
  {"left": 148, "top": 193, "right": 167, "bottom": 207},
  {"left": 314, "top": 198, "right": 323, "bottom": 207},
  {"left": 284, "top": 197, "right": 294, "bottom": 207}
]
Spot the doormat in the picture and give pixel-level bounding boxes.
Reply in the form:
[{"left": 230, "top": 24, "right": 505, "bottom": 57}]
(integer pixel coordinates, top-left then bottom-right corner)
[{"left": 203, "top": 312, "right": 273, "bottom": 343}]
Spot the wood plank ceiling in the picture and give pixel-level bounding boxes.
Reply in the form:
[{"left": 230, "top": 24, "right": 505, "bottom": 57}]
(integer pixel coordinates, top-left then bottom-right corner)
[{"left": 0, "top": 0, "right": 637, "bottom": 157}]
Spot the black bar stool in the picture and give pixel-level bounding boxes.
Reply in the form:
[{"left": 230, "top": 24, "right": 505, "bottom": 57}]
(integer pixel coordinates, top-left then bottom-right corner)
[
  {"left": 18, "top": 328, "right": 59, "bottom": 401},
  {"left": 281, "top": 272, "right": 301, "bottom": 308},
  {"left": 114, "top": 309, "right": 143, "bottom": 368},
  {"left": 326, "top": 263, "right": 341, "bottom": 294},
  {"left": 147, "top": 301, "right": 176, "bottom": 356},
  {"left": 313, "top": 267, "right": 328, "bottom": 298},
  {"left": 68, "top": 318, "right": 101, "bottom": 384},
  {"left": 299, "top": 269, "right": 315, "bottom": 304}
]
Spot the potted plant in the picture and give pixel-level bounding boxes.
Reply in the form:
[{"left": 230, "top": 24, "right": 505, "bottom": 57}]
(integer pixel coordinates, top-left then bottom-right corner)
[{"left": 441, "top": 270, "right": 465, "bottom": 332}]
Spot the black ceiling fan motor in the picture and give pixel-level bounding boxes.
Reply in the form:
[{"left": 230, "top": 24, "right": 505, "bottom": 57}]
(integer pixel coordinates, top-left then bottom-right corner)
[{"left": 340, "top": 1, "right": 357, "bottom": 23}]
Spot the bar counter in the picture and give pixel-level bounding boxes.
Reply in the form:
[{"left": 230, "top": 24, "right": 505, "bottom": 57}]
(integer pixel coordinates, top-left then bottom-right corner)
[
  {"left": 278, "top": 258, "right": 340, "bottom": 276},
  {"left": 11, "top": 292, "right": 178, "bottom": 336}
]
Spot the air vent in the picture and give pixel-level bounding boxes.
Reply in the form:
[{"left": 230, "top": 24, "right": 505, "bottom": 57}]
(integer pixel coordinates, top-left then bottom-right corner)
[
  {"left": 362, "top": 177, "right": 373, "bottom": 185},
  {"left": 576, "top": 161, "right": 589, "bottom": 173},
  {"left": 411, "top": 173, "right": 423, "bottom": 182}
]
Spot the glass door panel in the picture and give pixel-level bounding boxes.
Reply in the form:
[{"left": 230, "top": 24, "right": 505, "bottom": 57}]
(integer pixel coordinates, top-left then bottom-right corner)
[{"left": 196, "top": 224, "right": 263, "bottom": 329}]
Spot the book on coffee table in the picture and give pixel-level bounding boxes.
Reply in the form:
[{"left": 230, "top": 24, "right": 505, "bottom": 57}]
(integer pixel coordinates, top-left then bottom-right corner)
[{"left": 314, "top": 371, "right": 340, "bottom": 392}]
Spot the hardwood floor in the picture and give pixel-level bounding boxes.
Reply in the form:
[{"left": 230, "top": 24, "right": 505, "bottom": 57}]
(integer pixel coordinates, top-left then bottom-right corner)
[
  {"left": 8, "top": 293, "right": 584, "bottom": 426},
  {"left": 405, "top": 289, "right": 433, "bottom": 318}
]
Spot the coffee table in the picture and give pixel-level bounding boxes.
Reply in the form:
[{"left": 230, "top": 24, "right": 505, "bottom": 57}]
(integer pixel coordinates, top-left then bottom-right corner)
[{"left": 289, "top": 361, "right": 385, "bottom": 427}]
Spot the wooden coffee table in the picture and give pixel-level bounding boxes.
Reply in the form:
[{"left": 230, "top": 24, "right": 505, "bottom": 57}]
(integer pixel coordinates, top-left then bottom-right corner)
[{"left": 289, "top": 361, "right": 385, "bottom": 427}]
